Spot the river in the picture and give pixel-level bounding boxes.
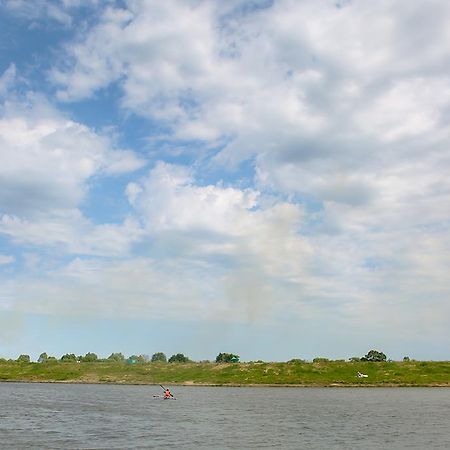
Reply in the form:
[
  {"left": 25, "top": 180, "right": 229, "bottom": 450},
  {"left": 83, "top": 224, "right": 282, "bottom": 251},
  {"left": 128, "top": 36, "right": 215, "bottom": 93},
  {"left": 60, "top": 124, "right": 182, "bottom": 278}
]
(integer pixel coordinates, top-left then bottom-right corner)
[{"left": 0, "top": 383, "right": 449, "bottom": 449}]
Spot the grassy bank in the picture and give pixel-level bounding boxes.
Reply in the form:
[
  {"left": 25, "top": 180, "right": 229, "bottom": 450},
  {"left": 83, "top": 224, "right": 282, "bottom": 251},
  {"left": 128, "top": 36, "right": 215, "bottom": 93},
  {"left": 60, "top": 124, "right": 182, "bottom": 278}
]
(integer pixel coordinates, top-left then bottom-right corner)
[{"left": 1, "top": 360, "right": 449, "bottom": 386}]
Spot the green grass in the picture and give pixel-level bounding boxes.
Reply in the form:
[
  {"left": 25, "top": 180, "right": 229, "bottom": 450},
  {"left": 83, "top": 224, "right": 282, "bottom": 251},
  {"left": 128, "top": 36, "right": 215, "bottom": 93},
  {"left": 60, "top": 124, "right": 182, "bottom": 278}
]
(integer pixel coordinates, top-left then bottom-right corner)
[{"left": 0, "top": 360, "right": 449, "bottom": 386}]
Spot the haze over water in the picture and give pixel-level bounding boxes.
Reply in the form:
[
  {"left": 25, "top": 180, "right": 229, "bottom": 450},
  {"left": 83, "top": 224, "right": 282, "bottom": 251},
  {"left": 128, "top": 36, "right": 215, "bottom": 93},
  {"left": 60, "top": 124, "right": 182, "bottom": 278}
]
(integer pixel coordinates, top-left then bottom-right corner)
[{"left": 1, "top": 383, "right": 449, "bottom": 449}]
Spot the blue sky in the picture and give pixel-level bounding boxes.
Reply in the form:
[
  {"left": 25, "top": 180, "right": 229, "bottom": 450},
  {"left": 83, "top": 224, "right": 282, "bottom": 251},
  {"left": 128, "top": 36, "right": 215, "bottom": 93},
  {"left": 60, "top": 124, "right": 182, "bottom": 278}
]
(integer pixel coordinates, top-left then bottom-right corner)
[{"left": 1, "top": 0, "right": 450, "bottom": 362}]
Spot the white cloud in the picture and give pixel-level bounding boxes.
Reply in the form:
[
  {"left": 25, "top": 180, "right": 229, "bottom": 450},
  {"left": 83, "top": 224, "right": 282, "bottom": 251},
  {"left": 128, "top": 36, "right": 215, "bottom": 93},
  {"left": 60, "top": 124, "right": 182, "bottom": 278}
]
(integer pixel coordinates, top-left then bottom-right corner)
[
  {"left": 125, "top": 162, "right": 314, "bottom": 320},
  {"left": 128, "top": 161, "right": 259, "bottom": 235},
  {"left": 0, "top": 85, "right": 146, "bottom": 256},
  {"left": 356, "top": 77, "right": 450, "bottom": 142},
  {"left": 0, "top": 93, "right": 145, "bottom": 217},
  {"left": 0, "top": 254, "right": 15, "bottom": 265},
  {"left": 6, "top": 256, "right": 227, "bottom": 320},
  {"left": 2, "top": 0, "right": 450, "bottom": 342},
  {"left": 0, "top": 64, "right": 17, "bottom": 97},
  {"left": 0, "top": 212, "right": 143, "bottom": 257}
]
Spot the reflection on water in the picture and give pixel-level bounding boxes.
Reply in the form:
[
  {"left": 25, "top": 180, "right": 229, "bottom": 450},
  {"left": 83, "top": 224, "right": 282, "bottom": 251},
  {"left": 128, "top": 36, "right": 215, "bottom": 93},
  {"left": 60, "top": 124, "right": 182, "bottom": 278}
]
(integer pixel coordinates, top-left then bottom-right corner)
[{"left": 1, "top": 383, "right": 449, "bottom": 449}]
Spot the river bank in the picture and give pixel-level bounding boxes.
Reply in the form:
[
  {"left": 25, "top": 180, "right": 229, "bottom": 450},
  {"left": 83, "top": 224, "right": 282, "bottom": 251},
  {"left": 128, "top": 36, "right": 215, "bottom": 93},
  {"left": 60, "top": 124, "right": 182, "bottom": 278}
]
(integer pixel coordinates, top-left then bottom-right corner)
[{"left": 1, "top": 360, "right": 449, "bottom": 387}]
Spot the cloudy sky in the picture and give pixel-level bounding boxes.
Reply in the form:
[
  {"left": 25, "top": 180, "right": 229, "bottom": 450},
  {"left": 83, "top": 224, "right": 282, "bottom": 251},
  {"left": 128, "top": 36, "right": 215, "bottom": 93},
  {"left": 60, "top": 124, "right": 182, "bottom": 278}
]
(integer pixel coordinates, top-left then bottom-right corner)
[{"left": 1, "top": 0, "right": 449, "bottom": 361}]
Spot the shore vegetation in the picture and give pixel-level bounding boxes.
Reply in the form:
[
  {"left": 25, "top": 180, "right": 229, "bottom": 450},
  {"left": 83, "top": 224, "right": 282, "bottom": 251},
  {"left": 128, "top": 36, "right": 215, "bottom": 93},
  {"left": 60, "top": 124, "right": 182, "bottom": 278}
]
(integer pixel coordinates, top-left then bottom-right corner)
[{"left": 0, "top": 356, "right": 449, "bottom": 386}]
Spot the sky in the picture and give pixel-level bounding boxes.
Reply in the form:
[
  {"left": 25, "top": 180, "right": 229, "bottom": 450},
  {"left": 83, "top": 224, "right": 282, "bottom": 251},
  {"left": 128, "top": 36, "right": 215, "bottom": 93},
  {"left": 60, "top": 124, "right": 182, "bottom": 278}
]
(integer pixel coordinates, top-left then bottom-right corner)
[{"left": 1, "top": 0, "right": 449, "bottom": 362}]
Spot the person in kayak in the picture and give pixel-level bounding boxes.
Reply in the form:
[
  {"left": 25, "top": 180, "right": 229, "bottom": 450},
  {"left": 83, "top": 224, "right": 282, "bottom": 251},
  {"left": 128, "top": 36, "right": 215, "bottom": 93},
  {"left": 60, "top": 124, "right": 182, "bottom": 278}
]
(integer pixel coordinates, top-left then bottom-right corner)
[{"left": 163, "top": 388, "right": 172, "bottom": 399}]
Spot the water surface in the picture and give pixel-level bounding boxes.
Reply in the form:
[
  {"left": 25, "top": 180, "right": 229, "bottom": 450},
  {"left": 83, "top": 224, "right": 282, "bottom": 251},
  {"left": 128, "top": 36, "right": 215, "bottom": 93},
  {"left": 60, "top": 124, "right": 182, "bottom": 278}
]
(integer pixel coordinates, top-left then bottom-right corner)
[{"left": 1, "top": 383, "right": 449, "bottom": 449}]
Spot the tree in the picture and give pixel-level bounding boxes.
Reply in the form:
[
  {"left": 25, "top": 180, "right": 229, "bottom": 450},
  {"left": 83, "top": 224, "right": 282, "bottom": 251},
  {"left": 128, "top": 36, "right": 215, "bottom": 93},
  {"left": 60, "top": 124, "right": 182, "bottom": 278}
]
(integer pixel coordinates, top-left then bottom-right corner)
[
  {"left": 361, "top": 350, "right": 387, "bottom": 362},
  {"left": 313, "top": 357, "right": 329, "bottom": 363},
  {"left": 16, "top": 354, "right": 30, "bottom": 363},
  {"left": 60, "top": 353, "right": 77, "bottom": 362},
  {"left": 151, "top": 352, "right": 167, "bottom": 362},
  {"left": 403, "top": 356, "right": 410, "bottom": 362},
  {"left": 215, "top": 352, "right": 240, "bottom": 363},
  {"left": 107, "top": 352, "right": 125, "bottom": 362},
  {"left": 82, "top": 352, "right": 98, "bottom": 362},
  {"left": 38, "top": 352, "right": 48, "bottom": 363},
  {"left": 168, "top": 353, "right": 190, "bottom": 363},
  {"left": 127, "top": 355, "right": 146, "bottom": 363}
]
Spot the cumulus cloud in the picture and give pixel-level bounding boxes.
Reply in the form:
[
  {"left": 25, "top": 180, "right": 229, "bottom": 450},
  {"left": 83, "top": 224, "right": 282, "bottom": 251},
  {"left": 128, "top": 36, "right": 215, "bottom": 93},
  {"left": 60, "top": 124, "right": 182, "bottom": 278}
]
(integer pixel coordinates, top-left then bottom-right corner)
[
  {"left": 2, "top": 0, "right": 450, "bottom": 342},
  {"left": 0, "top": 78, "right": 146, "bottom": 256},
  {"left": 49, "top": 0, "right": 450, "bottom": 219},
  {"left": 0, "top": 92, "right": 145, "bottom": 218},
  {"left": 127, "top": 161, "right": 259, "bottom": 235}
]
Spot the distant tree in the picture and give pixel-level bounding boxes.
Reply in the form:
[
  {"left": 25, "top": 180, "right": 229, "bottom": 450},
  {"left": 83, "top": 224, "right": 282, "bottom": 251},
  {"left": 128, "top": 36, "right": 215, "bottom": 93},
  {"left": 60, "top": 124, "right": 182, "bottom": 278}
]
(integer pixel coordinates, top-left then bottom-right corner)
[
  {"left": 215, "top": 352, "right": 240, "bottom": 363},
  {"left": 168, "top": 353, "right": 190, "bottom": 363},
  {"left": 127, "top": 355, "right": 146, "bottom": 363},
  {"left": 82, "top": 352, "right": 98, "bottom": 362},
  {"left": 38, "top": 352, "right": 48, "bottom": 363},
  {"left": 313, "top": 358, "right": 329, "bottom": 363},
  {"left": 349, "top": 357, "right": 361, "bottom": 362},
  {"left": 107, "top": 352, "right": 125, "bottom": 362},
  {"left": 60, "top": 353, "right": 77, "bottom": 362},
  {"left": 151, "top": 352, "right": 167, "bottom": 362},
  {"left": 403, "top": 356, "right": 410, "bottom": 362},
  {"left": 16, "top": 354, "right": 30, "bottom": 363},
  {"left": 287, "top": 358, "right": 305, "bottom": 364},
  {"left": 361, "top": 350, "right": 387, "bottom": 362},
  {"left": 47, "top": 356, "right": 57, "bottom": 362}
]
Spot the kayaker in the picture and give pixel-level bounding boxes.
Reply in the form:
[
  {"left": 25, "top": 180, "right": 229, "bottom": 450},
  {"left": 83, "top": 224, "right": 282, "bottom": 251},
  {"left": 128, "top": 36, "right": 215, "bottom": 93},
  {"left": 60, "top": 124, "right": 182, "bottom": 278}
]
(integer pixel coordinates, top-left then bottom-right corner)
[{"left": 163, "top": 388, "right": 172, "bottom": 399}]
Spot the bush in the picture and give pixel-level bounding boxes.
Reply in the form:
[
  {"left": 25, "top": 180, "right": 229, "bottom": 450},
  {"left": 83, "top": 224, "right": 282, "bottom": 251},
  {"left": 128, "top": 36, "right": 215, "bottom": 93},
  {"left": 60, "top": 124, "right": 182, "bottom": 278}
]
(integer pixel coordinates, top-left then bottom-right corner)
[
  {"left": 127, "top": 355, "right": 146, "bottom": 363},
  {"left": 313, "top": 358, "right": 329, "bottom": 363},
  {"left": 215, "top": 353, "right": 240, "bottom": 363},
  {"left": 60, "top": 353, "right": 77, "bottom": 362},
  {"left": 38, "top": 352, "right": 48, "bottom": 363},
  {"left": 16, "top": 354, "right": 30, "bottom": 363},
  {"left": 107, "top": 352, "right": 125, "bottom": 362},
  {"left": 168, "top": 353, "right": 190, "bottom": 363},
  {"left": 151, "top": 352, "right": 167, "bottom": 362},
  {"left": 82, "top": 352, "right": 98, "bottom": 362},
  {"left": 361, "top": 350, "right": 387, "bottom": 362}
]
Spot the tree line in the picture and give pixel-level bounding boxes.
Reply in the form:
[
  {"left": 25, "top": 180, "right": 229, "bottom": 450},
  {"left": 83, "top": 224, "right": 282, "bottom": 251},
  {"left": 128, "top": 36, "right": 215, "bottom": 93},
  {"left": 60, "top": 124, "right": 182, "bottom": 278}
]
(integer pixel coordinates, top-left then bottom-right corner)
[
  {"left": 5, "top": 351, "right": 241, "bottom": 364},
  {"left": 4, "top": 350, "right": 408, "bottom": 364}
]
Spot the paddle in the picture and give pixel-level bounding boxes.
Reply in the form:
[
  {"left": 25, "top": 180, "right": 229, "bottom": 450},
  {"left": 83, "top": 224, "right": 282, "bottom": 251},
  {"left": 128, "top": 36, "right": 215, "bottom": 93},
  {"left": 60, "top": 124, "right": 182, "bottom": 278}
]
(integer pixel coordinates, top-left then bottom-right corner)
[{"left": 160, "top": 384, "right": 176, "bottom": 399}]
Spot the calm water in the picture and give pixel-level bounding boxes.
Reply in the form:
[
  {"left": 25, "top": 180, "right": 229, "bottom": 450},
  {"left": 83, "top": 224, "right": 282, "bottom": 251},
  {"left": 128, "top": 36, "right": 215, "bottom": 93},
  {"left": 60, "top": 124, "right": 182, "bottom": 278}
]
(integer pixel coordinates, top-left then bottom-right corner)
[{"left": 0, "top": 383, "right": 449, "bottom": 449}]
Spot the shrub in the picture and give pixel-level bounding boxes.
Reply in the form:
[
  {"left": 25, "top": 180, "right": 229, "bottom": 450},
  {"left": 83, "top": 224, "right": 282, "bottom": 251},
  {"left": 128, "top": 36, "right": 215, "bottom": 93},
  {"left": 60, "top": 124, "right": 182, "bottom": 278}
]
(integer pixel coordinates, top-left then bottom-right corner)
[
  {"left": 151, "top": 352, "right": 167, "bottom": 362},
  {"left": 60, "top": 353, "right": 77, "bottom": 362},
  {"left": 82, "top": 352, "right": 98, "bottom": 362},
  {"left": 361, "top": 350, "right": 387, "bottom": 362},
  {"left": 168, "top": 353, "right": 190, "bottom": 363},
  {"left": 215, "top": 353, "right": 240, "bottom": 363},
  {"left": 107, "top": 352, "right": 125, "bottom": 362}
]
